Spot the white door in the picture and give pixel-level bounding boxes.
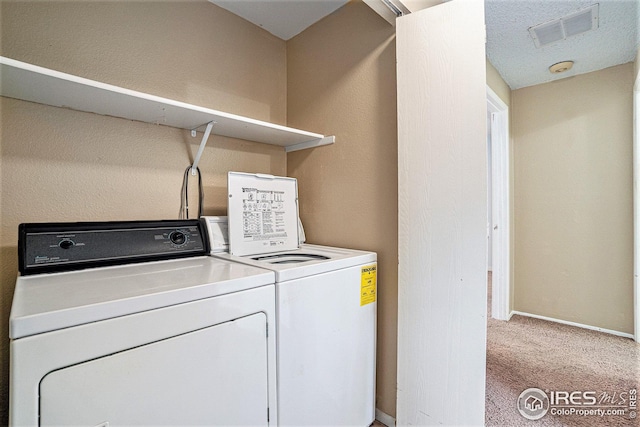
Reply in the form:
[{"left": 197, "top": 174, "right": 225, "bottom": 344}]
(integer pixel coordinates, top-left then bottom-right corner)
[
  {"left": 396, "top": 0, "right": 488, "bottom": 425},
  {"left": 40, "top": 313, "right": 269, "bottom": 426}
]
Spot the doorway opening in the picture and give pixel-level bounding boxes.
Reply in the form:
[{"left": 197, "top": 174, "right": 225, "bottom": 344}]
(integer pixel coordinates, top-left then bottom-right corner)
[{"left": 486, "top": 86, "right": 510, "bottom": 321}]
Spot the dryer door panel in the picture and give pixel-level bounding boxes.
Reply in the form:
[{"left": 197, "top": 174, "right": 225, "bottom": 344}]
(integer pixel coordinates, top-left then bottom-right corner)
[{"left": 40, "top": 313, "right": 269, "bottom": 426}]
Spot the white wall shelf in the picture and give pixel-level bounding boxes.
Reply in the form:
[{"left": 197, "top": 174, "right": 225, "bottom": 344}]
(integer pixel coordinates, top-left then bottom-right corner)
[{"left": 0, "top": 56, "right": 335, "bottom": 161}]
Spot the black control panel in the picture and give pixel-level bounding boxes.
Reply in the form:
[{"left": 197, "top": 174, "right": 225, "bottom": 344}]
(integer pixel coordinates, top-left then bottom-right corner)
[{"left": 18, "top": 219, "right": 209, "bottom": 275}]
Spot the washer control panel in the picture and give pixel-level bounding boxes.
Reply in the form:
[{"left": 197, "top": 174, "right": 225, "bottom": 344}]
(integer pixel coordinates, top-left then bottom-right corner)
[{"left": 18, "top": 220, "right": 208, "bottom": 275}]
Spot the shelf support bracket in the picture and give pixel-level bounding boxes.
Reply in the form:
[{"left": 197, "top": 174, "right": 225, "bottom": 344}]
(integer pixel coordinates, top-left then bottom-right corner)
[{"left": 190, "top": 121, "right": 215, "bottom": 175}]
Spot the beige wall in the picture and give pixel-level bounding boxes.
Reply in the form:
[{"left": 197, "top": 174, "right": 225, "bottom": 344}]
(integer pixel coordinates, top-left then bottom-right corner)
[
  {"left": 486, "top": 59, "right": 511, "bottom": 106},
  {"left": 286, "top": 2, "right": 398, "bottom": 417},
  {"left": 512, "top": 63, "right": 634, "bottom": 334},
  {"left": 0, "top": 1, "right": 288, "bottom": 423}
]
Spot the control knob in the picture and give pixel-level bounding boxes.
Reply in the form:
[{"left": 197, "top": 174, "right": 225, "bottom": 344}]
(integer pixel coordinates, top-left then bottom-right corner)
[
  {"left": 59, "top": 240, "right": 75, "bottom": 249},
  {"left": 169, "top": 231, "right": 187, "bottom": 246}
]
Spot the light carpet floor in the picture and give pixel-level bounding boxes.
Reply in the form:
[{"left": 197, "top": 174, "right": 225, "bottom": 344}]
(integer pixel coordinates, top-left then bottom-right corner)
[{"left": 485, "top": 274, "right": 640, "bottom": 426}]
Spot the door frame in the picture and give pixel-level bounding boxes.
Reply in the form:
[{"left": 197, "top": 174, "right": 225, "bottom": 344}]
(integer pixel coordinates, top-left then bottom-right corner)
[
  {"left": 486, "top": 85, "right": 510, "bottom": 321},
  {"left": 634, "top": 70, "right": 639, "bottom": 343}
]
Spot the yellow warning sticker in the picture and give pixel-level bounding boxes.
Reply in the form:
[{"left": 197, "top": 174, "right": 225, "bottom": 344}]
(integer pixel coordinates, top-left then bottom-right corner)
[{"left": 360, "top": 264, "right": 377, "bottom": 306}]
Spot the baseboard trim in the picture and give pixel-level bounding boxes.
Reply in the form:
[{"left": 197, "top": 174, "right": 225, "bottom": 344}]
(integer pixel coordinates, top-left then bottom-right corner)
[
  {"left": 375, "top": 408, "right": 396, "bottom": 426},
  {"left": 510, "top": 311, "right": 634, "bottom": 339}
]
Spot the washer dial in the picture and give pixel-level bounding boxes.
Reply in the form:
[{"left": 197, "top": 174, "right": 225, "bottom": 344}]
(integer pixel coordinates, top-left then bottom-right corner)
[{"left": 169, "top": 230, "right": 188, "bottom": 246}]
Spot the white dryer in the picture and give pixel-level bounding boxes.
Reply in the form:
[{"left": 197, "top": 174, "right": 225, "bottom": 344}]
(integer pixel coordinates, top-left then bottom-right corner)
[
  {"left": 10, "top": 220, "right": 277, "bottom": 427},
  {"left": 206, "top": 172, "right": 377, "bottom": 426}
]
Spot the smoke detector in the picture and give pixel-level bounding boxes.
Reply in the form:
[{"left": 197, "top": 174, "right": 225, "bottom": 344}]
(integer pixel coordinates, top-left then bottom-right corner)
[
  {"left": 549, "top": 61, "right": 574, "bottom": 74},
  {"left": 529, "top": 4, "right": 599, "bottom": 48}
]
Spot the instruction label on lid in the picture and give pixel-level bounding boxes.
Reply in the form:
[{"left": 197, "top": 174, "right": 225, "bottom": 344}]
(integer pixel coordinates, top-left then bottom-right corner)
[
  {"left": 241, "top": 188, "right": 286, "bottom": 239},
  {"left": 228, "top": 172, "right": 299, "bottom": 256},
  {"left": 360, "top": 264, "right": 377, "bottom": 306}
]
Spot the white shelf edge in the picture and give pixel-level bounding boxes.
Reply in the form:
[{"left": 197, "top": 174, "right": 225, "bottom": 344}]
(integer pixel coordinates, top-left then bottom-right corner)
[
  {"left": 0, "top": 56, "right": 333, "bottom": 150},
  {"left": 285, "top": 135, "right": 335, "bottom": 152}
]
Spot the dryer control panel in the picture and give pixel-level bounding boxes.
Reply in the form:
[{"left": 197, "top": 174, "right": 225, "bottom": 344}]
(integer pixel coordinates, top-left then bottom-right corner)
[{"left": 18, "top": 220, "right": 208, "bottom": 275}]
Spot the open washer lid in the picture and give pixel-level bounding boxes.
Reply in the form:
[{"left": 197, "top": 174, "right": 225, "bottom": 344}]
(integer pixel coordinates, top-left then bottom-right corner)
[{"left": 227, "top": 172, "right": 299, "bottom": 257}]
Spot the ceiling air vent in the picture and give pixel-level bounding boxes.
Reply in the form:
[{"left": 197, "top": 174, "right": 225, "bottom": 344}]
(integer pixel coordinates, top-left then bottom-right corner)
[{"left": 528, "top": 4, "right": 599, "bottom": 48}]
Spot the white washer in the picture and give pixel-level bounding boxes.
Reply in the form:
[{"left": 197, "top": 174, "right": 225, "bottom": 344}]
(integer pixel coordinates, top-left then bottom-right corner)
[
  {"left": 207, "top": 172, "right": 378, "bottom": 426},
  {"left": 10, "top": 220, "right": 278, "bottom": 427},
  {"left": 213, "top": 244, "right": 377, "bottom": 426}
]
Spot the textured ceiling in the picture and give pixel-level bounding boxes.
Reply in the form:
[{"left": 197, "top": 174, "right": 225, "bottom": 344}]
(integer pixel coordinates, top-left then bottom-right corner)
[
  {"left": 209, "top": 0, "right": 638, "bottom": 89},
  {"left": 486, "top": 0, "right": 639, "bottom": 89},
  {"left": 208, "top": 0, "right": 349, "bottom": 40}
]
